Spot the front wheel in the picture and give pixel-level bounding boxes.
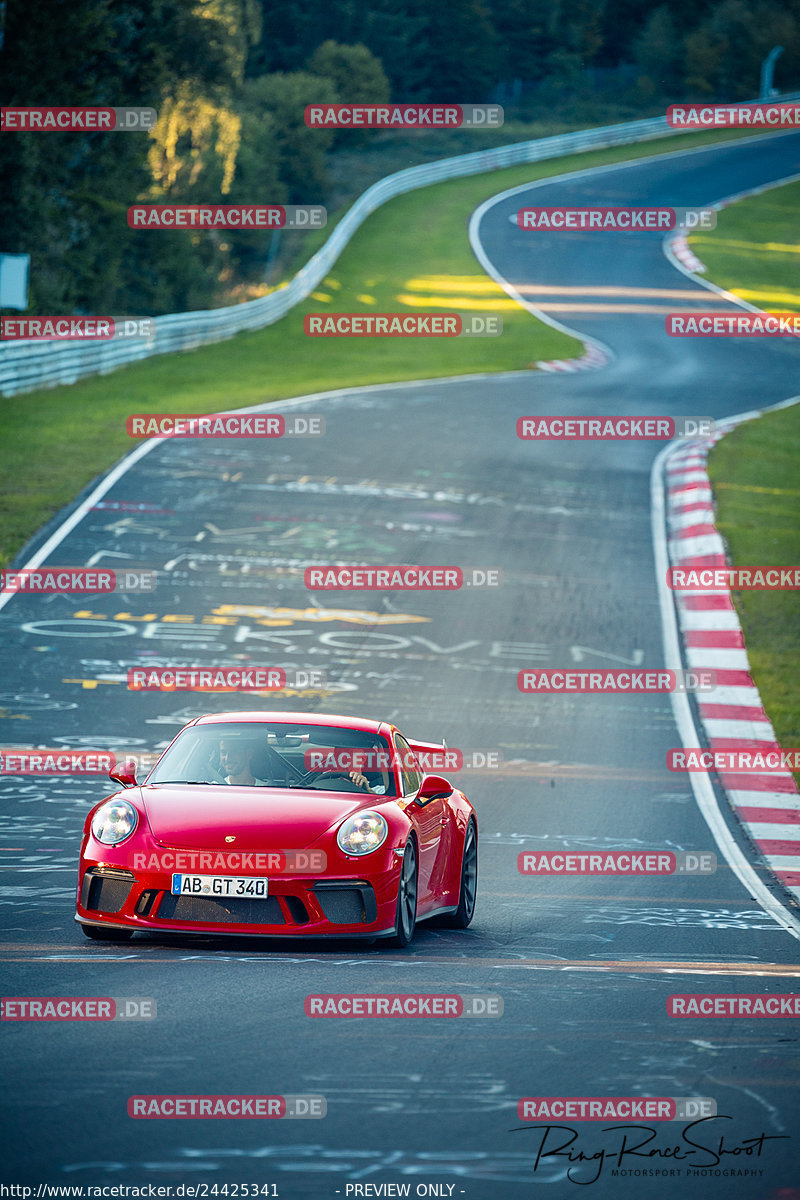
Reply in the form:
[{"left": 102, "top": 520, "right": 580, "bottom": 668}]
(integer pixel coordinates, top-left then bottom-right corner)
[
  {"left": 391, "top": 839, "right": 418, "bottom": 947},
  {"left": 442, "top": 819, "right": 477, "bottom": 928},
  {"left": 81, "top": 923, "right": 135, "bottom": 942}
]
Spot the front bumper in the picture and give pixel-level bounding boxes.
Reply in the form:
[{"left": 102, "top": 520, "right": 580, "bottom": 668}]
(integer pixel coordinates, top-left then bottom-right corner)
[{"left": 76, "top": 860, "right": 400, "bottom": 937}]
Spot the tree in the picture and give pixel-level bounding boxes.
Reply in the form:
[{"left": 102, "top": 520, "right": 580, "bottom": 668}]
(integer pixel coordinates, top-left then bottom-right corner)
[
  {"left": 489, "top": 0, "right": 554, "bottom": 85},
  {"left": 407, "top": 0, "right": 500, "bottom": 99},
  {"left": 249, "top": 0, "right": 426, "bottom": 96},
  {"left": 305, "top": 40, "right": 390, "bottom": 145},
  {"left": 684, "top": 24, "right": 726, "bottom": 96},
  {"left": 543, "top": 0, "right": 607, "bottom": 65},
  {"left": 0, "top": 0, "right": 241, "bottom": 315},
  {"left": 343, "top": 0, "right": 429, "bottom": 98},
  {"left": 633, "top": 7, "right": 684, "bottom": 96},
  {"left": 225, "top": 85, "right": 285, "bottom": 278},
  {"left": 246, "top": 71, "right": 338, "bottom": 202},
  {"left": 306, "top": 40, "right": 390, "bottom": 105},
  {"left": 684, "top": 0, "right": 800, "bottom": 98},
  {"left": 147, "top": 82, "right": 243, "bottom": 197}
]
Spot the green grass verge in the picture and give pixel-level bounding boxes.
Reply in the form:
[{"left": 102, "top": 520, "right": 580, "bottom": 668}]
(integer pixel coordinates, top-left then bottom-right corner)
[
  {"left": 707, "top": 404, "right": 800, "bottom": 769},
  {"left": 0, "top": 126, "right": 763, "bottom": 566},
  {"left": 703, "top": 173, "right": 800, "bottom": 766},
  {"left": 689, "top": 178, "right": 800, "bottom": 312}
]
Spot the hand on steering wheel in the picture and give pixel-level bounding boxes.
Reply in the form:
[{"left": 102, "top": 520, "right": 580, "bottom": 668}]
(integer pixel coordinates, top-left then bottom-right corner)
[{"left": 307, "top": 768, "right": 371, "bottom": 791}]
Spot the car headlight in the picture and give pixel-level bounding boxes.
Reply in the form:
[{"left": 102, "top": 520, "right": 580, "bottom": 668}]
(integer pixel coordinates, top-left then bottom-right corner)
[
  {"left": 91, "top": 799, "right": 138, "bottom": 846},
  {"left": 336, "top": 811, "right": 388, "bottom": 856}
]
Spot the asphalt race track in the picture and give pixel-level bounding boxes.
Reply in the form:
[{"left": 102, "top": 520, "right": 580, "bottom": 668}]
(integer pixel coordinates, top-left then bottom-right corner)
[{"left": 2, "top": 132, "right": 800, "bottom": 1199}]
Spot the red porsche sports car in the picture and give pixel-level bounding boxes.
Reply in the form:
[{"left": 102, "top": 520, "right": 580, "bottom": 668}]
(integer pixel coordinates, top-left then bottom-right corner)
[{"left": 76, "top": 711, "right": 477, "bottom": 945}]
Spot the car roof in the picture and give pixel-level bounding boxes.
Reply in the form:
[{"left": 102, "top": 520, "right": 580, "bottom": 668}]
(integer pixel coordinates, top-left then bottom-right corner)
[{"left": 193, "top": 711, "right": 388, "bottom": 736}]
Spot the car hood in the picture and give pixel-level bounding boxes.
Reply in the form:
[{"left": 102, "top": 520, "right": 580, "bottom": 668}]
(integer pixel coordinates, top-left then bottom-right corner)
[{"left": 137, "top": 785, "right": 376, "bottom": 850}]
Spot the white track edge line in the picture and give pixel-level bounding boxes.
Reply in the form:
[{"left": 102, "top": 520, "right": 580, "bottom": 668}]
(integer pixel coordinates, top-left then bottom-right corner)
[
  {"left": 0, "top": 369, "right": 541, "bottom": 616},
  {"left": 663, "top": 171, "right": 800, "bottom": 305},
  {"left": 652, "top": 394, "right": 800, "bottom": 942},
  {"left": 467, "top": 129, "right": 797, "bottom": 362}
]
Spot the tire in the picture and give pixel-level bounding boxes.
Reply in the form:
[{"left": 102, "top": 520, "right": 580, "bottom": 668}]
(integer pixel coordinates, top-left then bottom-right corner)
[
  {"left": 81, "top": 923, "right": 135, "bottom": 942},
  {"left": 442, "top": 819, "right": 477, "bottom": 929},
  {"left": 391, "top": 839, "right": 418, "bottom": 947}
]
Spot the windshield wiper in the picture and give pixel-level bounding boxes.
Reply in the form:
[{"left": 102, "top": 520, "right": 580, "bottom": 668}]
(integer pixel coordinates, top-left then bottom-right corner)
[{"left": 151, "top": 780, "right": 218, "bottom": 785}]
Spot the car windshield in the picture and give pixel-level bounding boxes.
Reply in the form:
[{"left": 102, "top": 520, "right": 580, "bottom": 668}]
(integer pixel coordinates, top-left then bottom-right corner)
[{"left": 146, "top": 721, "right": 397, "bottom": 796}]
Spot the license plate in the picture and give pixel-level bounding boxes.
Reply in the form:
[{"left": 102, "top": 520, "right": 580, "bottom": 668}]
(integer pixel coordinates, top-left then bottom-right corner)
[{"left": 171, "top": 874, "right": 269, "bottom": 898}]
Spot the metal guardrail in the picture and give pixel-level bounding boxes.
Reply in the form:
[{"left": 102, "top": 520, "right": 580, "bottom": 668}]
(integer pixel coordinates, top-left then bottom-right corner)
[{"left": 2, "top": 100, "right": 797, "bottom": 397}]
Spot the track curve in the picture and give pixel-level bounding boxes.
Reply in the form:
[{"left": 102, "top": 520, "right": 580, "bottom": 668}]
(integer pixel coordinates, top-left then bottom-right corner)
[{"left": 2, "top": 132, "right": 800, "bottom": 1199}]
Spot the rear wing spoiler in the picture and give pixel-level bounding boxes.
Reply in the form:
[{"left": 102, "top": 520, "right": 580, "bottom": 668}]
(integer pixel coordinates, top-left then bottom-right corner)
[{"left": 405, "top": 738, "right": 458, "bottom": 774}]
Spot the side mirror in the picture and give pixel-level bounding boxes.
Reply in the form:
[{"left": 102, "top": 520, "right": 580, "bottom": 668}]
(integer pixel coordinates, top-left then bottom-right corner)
[
  {"left": 416, "top": 774, "right": 453, "bottom": 802},
  {"left": 110, "top": 760, "right": 137, "bottom": 789}
]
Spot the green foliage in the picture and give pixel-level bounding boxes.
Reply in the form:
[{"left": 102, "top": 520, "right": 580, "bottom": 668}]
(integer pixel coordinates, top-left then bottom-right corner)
[
  {"left": 406, "top": 0, "right": 500, "bottom": 99},
  {"left": 688, "top": 0, "right": 800, "bottom": 98},
  {"left": 0, "top": 0, "right": 237, "bottom": 315},
  {"left": 306, "top": 40, "right": 390, "bottom": 104},
  {"left": 247, "top": 72, "right": 338, "bottom": 201},
  {"left": 688, "top": 180, "right": 800, "bottom": 312},
  {"left": 490, "top": 0, "right": 553, "bottom": 82},
  {"left": 3, "top": 0, "right": 799, "bottom": 318},
  {"left": 633, "top": 7, "right": 683, "bottom": 96},
  {"left": 708, "top": 404, "right": 800, "bottom": 765},
  {"left": 305, "top": 40, "right": 390, "bottom": 147},
  {"left": 10, "top": 129, "right": 737, "bottom": 568}
]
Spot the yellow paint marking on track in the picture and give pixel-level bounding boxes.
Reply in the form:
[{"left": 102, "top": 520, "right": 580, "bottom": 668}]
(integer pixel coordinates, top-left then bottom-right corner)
[{"left": 2, "top": 953, "right": 799, "bottom": 975}]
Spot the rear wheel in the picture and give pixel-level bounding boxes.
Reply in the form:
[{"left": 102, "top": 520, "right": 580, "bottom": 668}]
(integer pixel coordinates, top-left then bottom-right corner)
[
  {"left": 81, "top": 924, "right": 135, "bottom": 942},
  {"left": 442, "top": 819, "right": 477, "bottom": 928},
  {"left": 391, "top": 839, "right": 418, "bottom": 947}
]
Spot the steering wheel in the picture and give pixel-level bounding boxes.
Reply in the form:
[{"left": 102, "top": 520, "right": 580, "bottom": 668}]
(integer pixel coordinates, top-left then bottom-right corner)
[
  {"left": 207, "top": 762, "right": 229, "bottom": 784},
  {"left": 305, "top": 768, "right": 370, "bottom": 791}
]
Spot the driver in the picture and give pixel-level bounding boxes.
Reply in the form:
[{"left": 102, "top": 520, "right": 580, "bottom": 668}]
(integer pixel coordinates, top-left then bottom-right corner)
[
  {"left": 348, "top": 767, "right": 378, "bottom": 793},
  {"left": 323, "top": 745, "right": 390, "bottom": 794},
  {"left": 218, "top": 736, "right": 270, "bottom": 786},
  {"left": 354, "top": 743, "right": 390, "bottom": 795}
]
